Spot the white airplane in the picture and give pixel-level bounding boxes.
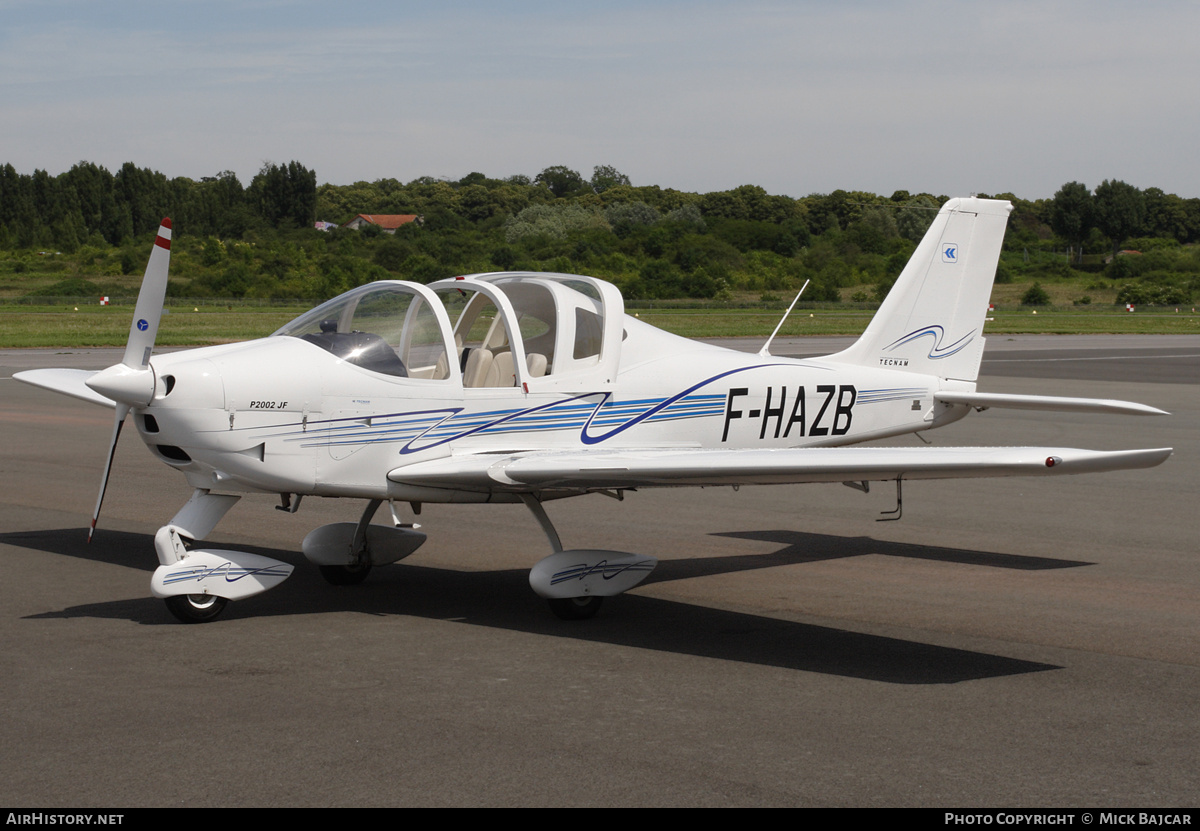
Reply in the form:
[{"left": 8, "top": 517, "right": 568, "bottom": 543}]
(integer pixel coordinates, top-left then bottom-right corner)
[{"left": 15, "top": 197, "right": 1172, "bottom": 623}]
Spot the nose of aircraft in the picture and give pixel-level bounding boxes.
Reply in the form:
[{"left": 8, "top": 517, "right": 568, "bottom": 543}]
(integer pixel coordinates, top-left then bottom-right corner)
[
  {"left": 85, "top": 362, "right": 156, "bottom": 407},
  {"left": 147, "top": 356, "right": 226, "bottom": 412}
]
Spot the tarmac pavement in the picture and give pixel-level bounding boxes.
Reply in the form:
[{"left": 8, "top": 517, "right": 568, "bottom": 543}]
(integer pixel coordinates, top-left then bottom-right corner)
[{"left": 0, "top": 337, "right": 1196, "bottom": 807}]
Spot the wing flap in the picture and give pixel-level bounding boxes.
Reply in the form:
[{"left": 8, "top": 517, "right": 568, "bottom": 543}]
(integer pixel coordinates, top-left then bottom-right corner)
[{"left": 389, "top": 445, "right": 1173, "bottom": 492}]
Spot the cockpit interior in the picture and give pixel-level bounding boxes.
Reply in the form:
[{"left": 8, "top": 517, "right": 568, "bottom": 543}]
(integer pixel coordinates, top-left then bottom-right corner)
[{"left": 273, "top": 272, "right": 623, "bottom": 390}]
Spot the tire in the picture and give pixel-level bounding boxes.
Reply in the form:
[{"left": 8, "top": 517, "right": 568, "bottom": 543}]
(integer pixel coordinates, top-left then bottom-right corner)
[
  {"left": 165, "top": 593, "right": 228, "bottom": 624},
  {"left": 548, "top": 595, "right": 603, "bottom": 621},
  {"left": 319, "top": 562, "right": 373, "bottom": 586}
]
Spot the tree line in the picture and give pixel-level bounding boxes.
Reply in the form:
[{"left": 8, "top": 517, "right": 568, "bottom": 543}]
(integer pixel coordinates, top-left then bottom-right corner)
[
  {"left": 3, "top": 161, "right": 1198, "bottom": 305},
  {"left": 1050, "top": 179, "right": 1200, "bottom": 256},
  {"left": 0, "top": 161, "right": 316, "bottom": 250}
]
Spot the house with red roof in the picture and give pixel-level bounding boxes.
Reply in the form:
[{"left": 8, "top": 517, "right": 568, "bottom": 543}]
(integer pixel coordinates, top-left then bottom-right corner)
[{"left": 343, "top": 214, "right": 423, "bottom": 234}]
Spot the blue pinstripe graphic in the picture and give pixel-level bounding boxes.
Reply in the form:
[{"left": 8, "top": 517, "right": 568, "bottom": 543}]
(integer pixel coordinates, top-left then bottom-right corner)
[
  {"left": 162, "top": 562, "right": 291, "bottom": 586},
  {"left": 254, "top": 364, "right": 842, "bottom": 452},
  {"left": 884, "top": 326, "right": 975, "bottom": 360}
]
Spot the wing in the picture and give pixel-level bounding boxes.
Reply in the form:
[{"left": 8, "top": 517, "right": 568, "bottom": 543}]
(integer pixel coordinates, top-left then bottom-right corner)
[{"left": 389, "top": 445, "right": 1173, "bottom": 493}]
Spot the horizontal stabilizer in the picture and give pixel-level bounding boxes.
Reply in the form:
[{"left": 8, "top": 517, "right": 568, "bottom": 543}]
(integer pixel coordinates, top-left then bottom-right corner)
[
  {"left": 934, "top": 391, "right": 1168, "bottom": 416},
  {"left": 13, "top": 368, "right": 116, "bottom": 408}
]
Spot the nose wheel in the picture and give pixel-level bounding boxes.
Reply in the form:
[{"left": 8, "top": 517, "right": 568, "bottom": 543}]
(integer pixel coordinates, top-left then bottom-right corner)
[{"left": 164, "top": 593, "right": 228, "bottom": 623}]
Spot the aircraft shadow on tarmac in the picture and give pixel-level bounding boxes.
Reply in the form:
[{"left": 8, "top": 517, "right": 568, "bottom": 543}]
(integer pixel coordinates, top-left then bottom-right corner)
[
  {"left": 6, "top": 527, "right": 1061, "bottom": 685},
  {"left": 700, "top": 529, "right": 1090, "bottom": 573}
]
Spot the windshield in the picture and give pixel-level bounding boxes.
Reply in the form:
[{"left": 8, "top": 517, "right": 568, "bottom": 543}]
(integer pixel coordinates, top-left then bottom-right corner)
[{"left": 273, "top": 282, "right": 453, "bottom": 380}]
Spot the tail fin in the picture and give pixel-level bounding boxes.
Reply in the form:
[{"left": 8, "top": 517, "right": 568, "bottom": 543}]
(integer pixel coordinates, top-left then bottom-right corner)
[{"left": 828, "top": 197, "right": 1012, "bottom": 382}]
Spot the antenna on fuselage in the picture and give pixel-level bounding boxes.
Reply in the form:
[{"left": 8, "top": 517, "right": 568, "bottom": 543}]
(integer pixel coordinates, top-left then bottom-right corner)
[{"left": 758, "top": 279, "right": 810, "bottom": 357}]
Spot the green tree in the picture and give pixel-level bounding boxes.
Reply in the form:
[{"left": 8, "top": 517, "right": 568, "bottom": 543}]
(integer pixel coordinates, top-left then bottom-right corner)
[
  {"left": 803, "top": 190, "right": 882, "bottom": 233},
  {"left": 0, "top": 164, "right": 37, "bottom": 246},
  {"left": 1049, "top": 181, "right": 1092, "bottom": 262},
  {"left": 590, "top": 165, "right": 631, "bottom": 193},
  {"left": 1022, "top": 282, "right": 1051, "bottom": 305},
  {"left": 604, "top": 201, "right": 658, "bottom": 236},
  {"left": 700, "top": 185, "right": 799, "bottom": 223},
  {"left": 1093, "top": 179, "right": 1145, "bottom": 256},
  {"left": 456, "top": 171, "right": 489, "bottom": 188},
  {"left": 896, "top": 195, "right": 938, "bottom": 242},
  {"left": 456, "top": 183, "right": 502, "bottom": 222},
  {"left": 664, "top": 202, "right": 706, "bottom": 232},
  {"left": 858, "top": 208, "right": 899, "bottom": 242},
  {"left": 534, "top": 166, "right": 586, "bottom": 198},
  {"left": 60, "top": 161, "right": 116, "bottom": 239},
  {"left": 247, "top": 161, "right": 317, "bottom": 229},
  {"left": 504, "top": 203, "right": 607, "bottom": 242},
  {"left": 185, "top": 171, "right": 250, "bottom": 238},
  {"left": 1142, "top": 187, "right": 1190, "bottom": 243},
  {"left": 114, "top": 162, "right": 171, "bottom": 238}
]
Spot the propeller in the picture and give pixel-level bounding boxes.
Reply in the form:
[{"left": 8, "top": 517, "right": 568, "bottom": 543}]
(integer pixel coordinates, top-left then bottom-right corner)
[{"left": 84, "top": 218, "right": 172, "bottom": 541}]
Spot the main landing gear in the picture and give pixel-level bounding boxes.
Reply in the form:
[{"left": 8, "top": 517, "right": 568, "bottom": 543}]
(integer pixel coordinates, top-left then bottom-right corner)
[
  {"left": 520, "top": 494, "right": 656, "bottom": 621},
  {"left": 547, "top": 595, "right": 604, "bottom": 621},
  {"left": 319, "top": 562, "right": 373, "bottom": 586},
  {"left": 150, "top": 490, "right": 655, "bottom": 624},
  {"left": 302, "top": 499, "right": 425, "bottom": 588}
]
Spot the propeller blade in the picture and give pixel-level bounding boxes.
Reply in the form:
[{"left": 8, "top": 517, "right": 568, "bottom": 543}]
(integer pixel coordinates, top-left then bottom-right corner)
[
  {"left": 88, "top": 218, "right": 171, "bottom": 539},
  {"left": 122, "top": 218, "right": 172, "bottom": 370},
  {"left": 90, "top": 403, "right": 130, "bottom": 543}
]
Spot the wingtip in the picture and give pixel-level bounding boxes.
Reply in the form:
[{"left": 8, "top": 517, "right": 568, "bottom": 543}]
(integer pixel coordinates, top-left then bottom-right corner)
[{"left": 1123, "top": 402, "right": 1171, "bottom": 416}]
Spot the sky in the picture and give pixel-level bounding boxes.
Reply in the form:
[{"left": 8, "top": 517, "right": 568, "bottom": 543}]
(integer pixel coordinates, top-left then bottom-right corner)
[{"left": 3, "top": 0, "right": 1199, "bottom": 201}]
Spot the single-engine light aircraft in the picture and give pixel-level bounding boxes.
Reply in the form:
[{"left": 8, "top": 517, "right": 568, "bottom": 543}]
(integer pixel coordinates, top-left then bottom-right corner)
[{"left": 16, "top": 198, "right": 1172, "bottom": 623}]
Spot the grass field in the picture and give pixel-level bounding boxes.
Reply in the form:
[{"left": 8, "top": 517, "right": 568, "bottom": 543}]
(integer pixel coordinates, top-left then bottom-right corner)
[
  {"left": 2, "top": 300, "right": 1198, "bottom": 347},
  {"left": 0, "top": 304, "right": 302, "bottom": 347},
  {"left": 5, "top": 262, "right": 1199, "bottom": 346},
  {"left": 629, "top": 307, "right": 1200, "bottom": 338}
]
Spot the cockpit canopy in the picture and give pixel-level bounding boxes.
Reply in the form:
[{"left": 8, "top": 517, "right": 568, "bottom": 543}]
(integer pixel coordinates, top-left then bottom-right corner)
[
  {"left": 273, "top": 282, "right": 453, "bottom": 379},
  {"left": 272, "top": 272, "right": 623, "bottom": 389}
]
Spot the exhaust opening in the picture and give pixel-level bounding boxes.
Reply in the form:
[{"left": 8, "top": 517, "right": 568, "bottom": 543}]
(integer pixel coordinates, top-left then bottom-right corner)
[{"left": 156, "top": 445, "right": 192, "bottom": 463}]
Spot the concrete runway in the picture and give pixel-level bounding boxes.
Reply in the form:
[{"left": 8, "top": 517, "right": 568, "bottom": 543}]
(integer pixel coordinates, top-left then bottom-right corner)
[{"left": 1, "top": 337, "right": 1196, "bottom": 807}]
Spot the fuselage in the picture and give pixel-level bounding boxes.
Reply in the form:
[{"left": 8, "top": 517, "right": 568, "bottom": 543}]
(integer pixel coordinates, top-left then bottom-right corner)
[{"left": 134, "top": 277, "right": 972, "bottom": 504}]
